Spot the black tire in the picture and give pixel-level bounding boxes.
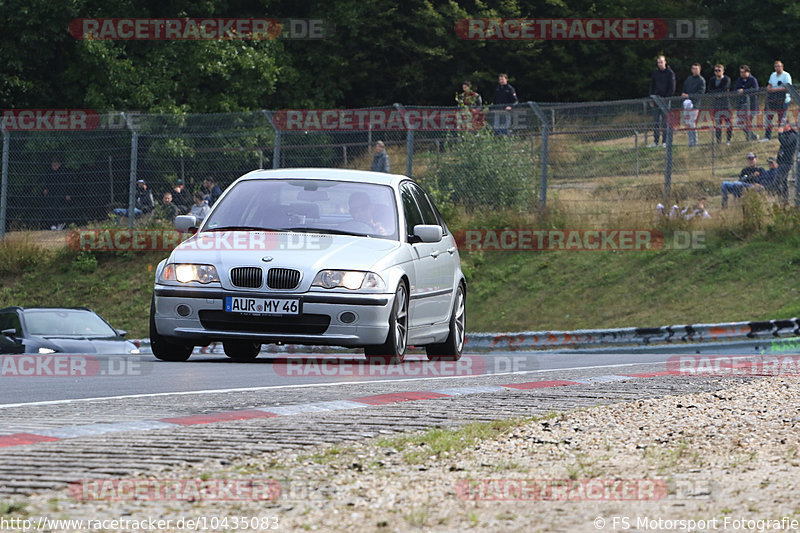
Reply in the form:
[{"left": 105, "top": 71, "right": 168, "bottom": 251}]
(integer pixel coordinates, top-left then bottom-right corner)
[
  {"left": 150, "top": 297, "right": 193, "bottom": 362},
  {"left": 223, "top": 340, "right": 262, "bottom": 361},
  {"left": 364, "top": 282, "right": 409, "bottom": 364},
  {"left": 426, "top": 283, "right": 466, "bottom": 361}
]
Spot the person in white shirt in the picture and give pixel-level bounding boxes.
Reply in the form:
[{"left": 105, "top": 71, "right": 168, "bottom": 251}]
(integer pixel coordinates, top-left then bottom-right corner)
[{"left": 763, "top": 60, "right": 792, "bottom": 141}]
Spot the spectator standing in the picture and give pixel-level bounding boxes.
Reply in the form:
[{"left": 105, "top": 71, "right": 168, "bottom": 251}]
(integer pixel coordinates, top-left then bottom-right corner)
[
  {"left": 190, "top": 191, "right": 211, "bottom": 222},
  {"left": 734, "top": 65, "right": 759, "bottom": 141},
  {"left": 202, "top": 176, "right": 223, "bottom": 206},
  {"left": 681, "top": 63, "right": 706, "bottom": 107},
  {"left": 492, "top": 73, "right": 518, "bottom": 134},
  {"left": 370, "top": 141, "right": 390, "bottom": 173},
  {"left": 681, "top": 64, "right": 705, "bottom": 147},
  {"left": 648, "top": 55, "right": 676, "bottom": 147},
  {"left": 721, "top": 152, "right": 765, "bottom": 207},
  {"left": 776, "top": 123, "right": 799, "bottom": 201},
  {"left": 43, "top": 157, "right": 73, "bottom": 230},
  {"left": 764, "top": 60, "right": 792, "bottom": 141},
  {"left": 171, "top": 179, "right": 193, "bottom": 214},
  {"left": 682, "top": 98, "right": 699, "bottom": 147},
  {"left": 708, "top": 64, "right": 732, "bottom": 145},
  {"left": 456, "top": 81, "right": 482, "bottom": 107}
]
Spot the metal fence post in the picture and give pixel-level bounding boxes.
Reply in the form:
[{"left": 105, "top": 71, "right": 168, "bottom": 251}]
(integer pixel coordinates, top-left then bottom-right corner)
[
  {"left": 262, "top": 111, "right": 280, "bottom": 169},
  {"left": 526, "top": 102, "right": 549, "bottom": 209},
  {"left": 123, "top": 113, "right": 138, "bottom": 229},
  {"left": 651, "top": 96, "right": 672, "bottom": 203},
  {"left": 393, "top": 103, "right": 413, "bottom": 176},
  {"left": 0, "top": 128, "right": 8, "bottom": 239}
]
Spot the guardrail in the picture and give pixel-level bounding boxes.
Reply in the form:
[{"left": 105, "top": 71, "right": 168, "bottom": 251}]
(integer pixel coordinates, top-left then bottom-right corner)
[{"left": 133, "top": 318, "right": 800, "bottom": 354}]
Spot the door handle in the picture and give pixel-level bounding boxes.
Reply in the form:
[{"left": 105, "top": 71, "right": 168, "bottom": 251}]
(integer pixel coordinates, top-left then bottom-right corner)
[
  {"left": 430, "top": 250, "right": 441, "bottom": 258},
  {"left": 446, "top": 247, "right": 456, "bottom": 254}
]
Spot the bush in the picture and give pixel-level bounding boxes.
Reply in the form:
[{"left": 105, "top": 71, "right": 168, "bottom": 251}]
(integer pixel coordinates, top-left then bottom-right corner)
[{"left": 433, "top": 129, "right": 538, "bottom": 211}]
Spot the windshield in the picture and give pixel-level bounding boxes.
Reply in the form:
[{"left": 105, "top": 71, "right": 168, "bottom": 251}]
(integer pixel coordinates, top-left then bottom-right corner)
[
  {"left": 201, "top": 179, "right": 399, "bottom": 240},
  {"left": 24, "top": 310, "right": 117, "bottom": 337}
]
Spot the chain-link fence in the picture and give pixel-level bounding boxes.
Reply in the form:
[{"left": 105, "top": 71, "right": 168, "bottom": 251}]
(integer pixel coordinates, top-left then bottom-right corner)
[{"left": 2, "top": 90, "right": 800, "bottom": 236}]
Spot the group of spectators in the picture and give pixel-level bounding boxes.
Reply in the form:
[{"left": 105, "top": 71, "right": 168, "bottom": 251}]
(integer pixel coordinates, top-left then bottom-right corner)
[
  {"left": 109, "top": 175, "right": 223, "bottom": 224},
  {"left": 649, "top": 56, "right": 793, "bottom": 147},
  {"left": 649, "top": 56, "right": 799, "bottom": 209}
]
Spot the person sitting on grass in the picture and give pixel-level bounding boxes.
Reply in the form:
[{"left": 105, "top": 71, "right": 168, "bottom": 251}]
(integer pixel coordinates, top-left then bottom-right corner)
[{"left": 721, "top": 152, "right": 765, "bottom": 208}]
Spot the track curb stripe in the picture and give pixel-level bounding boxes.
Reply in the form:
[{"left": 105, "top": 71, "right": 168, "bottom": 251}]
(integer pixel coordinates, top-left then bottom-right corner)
[{"left": 0, "top": 370, "right": 695, "bottom": 448}]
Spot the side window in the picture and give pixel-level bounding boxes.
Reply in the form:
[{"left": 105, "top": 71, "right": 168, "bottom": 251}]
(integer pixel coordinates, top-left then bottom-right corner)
[
  {"left": 0, "top": 312, "right": 21, "bottom": 333},
  {"left": 401, "top": 184, "right": 424, "bottom": 237},
  {"left": 409, "top": 185, "right": 439, "bottom": 227}
]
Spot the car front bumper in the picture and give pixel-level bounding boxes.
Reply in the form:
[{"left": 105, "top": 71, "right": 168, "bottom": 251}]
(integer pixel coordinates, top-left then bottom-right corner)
[{"left": 153, "top": 287, "right": 394, "bottom": 347}]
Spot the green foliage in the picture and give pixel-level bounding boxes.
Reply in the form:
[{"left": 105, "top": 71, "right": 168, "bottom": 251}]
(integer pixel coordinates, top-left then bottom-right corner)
[{"left": 434, "top": 129, "right": 537, "bottom": 211}]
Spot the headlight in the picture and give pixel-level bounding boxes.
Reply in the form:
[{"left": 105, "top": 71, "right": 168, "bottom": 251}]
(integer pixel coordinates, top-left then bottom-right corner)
[
  {"left": 38, "top": 347, "right": 56, "bottom": 354},
  {"left": 312, "top": 270, "right": 386, "bottom": 291},
  {"left": 129, "top": 348, "right": 140, "bottom": 354},
  {"left": 159, "top": 263, "right": 220, "bottom": 284}
]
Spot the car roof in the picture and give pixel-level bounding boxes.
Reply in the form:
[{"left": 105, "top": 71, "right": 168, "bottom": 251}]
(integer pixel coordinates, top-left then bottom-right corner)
[{"left": 236, "top": 168, "right": 411, "bottom": 188}]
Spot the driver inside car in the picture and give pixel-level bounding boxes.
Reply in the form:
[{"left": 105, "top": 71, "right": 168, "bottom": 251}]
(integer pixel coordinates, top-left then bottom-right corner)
[{"left": 345, "top": 191, "right": 387, "bottom": 235}]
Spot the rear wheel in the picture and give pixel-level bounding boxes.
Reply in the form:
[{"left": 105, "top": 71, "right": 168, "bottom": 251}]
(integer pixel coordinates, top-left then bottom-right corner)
[
  {"left": 426, "top": 283, "right": 465, "bottom": 361},
  {"left": 223, "top": 340, "right": 261, "bottom": 361},
  {"left": 150, "top": 297, "right": 193, "bottom": 362},
  {"left": 364, "top": 282, "right": 408, "bottom": 364}
]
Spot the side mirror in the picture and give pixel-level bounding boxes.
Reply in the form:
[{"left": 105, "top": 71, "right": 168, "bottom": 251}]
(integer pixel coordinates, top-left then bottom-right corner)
[
  {"left": 412, "top": 224, "right": 443, "bottom": 243},
  {"left": 175, "top": 215, "right": 198, "bottom": 233},
  {"left": 115, "top": 329, "right": 127, "bottom": 338},
  {"left": 2, "top": 328, "right": 21, "bottom": 344}
]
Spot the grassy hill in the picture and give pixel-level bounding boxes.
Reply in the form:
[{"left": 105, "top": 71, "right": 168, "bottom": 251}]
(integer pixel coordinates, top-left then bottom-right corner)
[{"left": 1, "top": 222, "right": 799, "bottom": 339}]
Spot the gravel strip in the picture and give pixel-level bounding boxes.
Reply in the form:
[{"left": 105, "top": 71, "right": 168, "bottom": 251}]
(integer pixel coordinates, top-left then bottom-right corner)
[{"left": 9, "top": 376, "right": 800, "bottom": 532}]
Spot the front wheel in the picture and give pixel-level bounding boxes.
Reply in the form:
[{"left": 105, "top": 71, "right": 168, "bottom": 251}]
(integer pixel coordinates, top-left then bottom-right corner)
[
  {"left": 223, "top": 340, "right": 261, "bottom": 361},
  {"left": 150, "top": 297, "right": 193, "bottom": 362},
  {"left": 364, "top": 282, "right": 409, "bottom": 364},
  {"left": 426, "top": 283, "right": 465, "bottom": 361}
]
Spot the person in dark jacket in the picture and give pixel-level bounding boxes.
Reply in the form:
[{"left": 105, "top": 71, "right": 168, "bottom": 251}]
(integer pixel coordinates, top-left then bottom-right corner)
[
  {"left": 680, "top": 63, "right": 706, "bottom": 108},
  {"left": 708, "top": 64, "right": 732, "bottom": 145},
  {"left": 202, "top": 176, "right": 223, "bottom": 206},
  {"left": 370, "top": 141, "right": 390, "bottom": 173},
  {"left": 734, "top": 65, "right": 759, "bottom": 141},
  {"left": 491, "top": 73, "right": 518, "bottom": 135},
  {"left": 721, "top": 152, "right": 765, "bottom": 207},
  {"left": 680, "top": 63, "right": 706, "bottom": 147},
  {"left": 171, "top": 179, "right": 193, "bottom": 214},
  {"left": 775, "top": 123, "right": 799, "bottom": 201},
  {"left": 648, "top": 55, "right": 676, "bottom": 147}
]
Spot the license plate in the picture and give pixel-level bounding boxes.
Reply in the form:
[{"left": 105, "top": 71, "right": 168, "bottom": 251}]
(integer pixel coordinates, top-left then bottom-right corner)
[{"left": 224, "top": 296, "right": 301, "bottom": 315}]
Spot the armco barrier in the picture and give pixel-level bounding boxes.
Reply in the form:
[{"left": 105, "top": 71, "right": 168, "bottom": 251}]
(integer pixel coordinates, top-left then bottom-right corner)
[{"left": 134, "top": 318, "right": 800, "bottom": 354}]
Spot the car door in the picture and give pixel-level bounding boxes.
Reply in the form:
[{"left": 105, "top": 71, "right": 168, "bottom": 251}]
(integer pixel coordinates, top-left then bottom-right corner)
[
  {"left": 408, "top": 184, "right": 454, "bottom": 322},
  {"left": 400, "top": 183, "right": 439, "bottom": 327}
]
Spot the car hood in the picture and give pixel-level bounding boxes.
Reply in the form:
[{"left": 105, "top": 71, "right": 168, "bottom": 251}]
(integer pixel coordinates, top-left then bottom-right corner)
[
  {"left": 31, "top": 336, "right": 137, "bottom": 354},
  {"left": 170, "top": 231, "right": 407, "bottom": 284}
]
